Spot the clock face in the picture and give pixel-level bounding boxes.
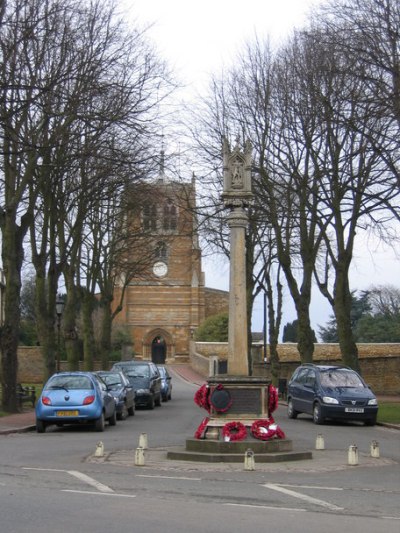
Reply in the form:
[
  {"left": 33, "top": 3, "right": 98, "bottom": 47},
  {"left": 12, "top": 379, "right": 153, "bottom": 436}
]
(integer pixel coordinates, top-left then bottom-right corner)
[{"left": 153, "top": 261, "right": 168, "bottom": 277}]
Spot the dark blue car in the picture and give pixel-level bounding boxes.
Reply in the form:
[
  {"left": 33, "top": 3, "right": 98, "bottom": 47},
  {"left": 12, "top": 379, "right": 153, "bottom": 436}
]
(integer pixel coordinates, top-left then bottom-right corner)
[
  {"left": 94, "top": 370, "right": 135, "bottom": 420},
  {"left": 111, "top": 361, "right": 162, "bottom": 409},
  {"left": 287, "top": 364, "right": 378, "bottom": 425},
  {"left": 35, "top": 371, "right": 117, "bottom": 432}
]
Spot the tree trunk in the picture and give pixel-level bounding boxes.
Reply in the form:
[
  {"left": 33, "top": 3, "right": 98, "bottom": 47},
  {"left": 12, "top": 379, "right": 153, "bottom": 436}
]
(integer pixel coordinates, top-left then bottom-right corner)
[
  {"left": 82, "top": 292, "right": 95, "bottom": 371},
  {"left": 100, "top": 299, "right": 112, "bottom": 370},
  {"left": 334, "top": 270, "right": 361, "bottom": 373},
  {"left": 63, "top": 268, "right": 80, "bottom": 370},
  {"left": 0, "top": 223, "right": 24, "bottom": 412}
]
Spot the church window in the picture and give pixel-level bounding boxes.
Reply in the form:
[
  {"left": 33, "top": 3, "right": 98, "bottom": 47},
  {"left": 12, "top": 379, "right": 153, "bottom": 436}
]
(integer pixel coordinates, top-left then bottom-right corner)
[
  {"left": 143, "top": 202, "right": 157, "bottom": 231},
  {"left": 163, "top": 199, "right": 177, "bottom": 230}
]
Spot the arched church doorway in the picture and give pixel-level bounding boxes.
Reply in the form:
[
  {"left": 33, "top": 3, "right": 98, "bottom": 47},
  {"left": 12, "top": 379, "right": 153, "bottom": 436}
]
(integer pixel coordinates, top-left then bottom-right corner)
[{"left": 151, "top": 335, "right": 166, "bottom": 364}]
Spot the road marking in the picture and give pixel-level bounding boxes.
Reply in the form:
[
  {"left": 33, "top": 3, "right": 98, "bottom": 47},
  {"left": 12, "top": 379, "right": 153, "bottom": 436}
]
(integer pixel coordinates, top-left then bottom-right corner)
[
  {"left": 281, "top": 484, "right": 343, "bottom": 491},
  {"left": 62, "top": 490, "right": 136, "bottom": 498},
  {"left": 23, "top": 467, "right": 65, "bottom": 472},
  {"left": 23, "top": 467, "right": 114, "bottom": 494},
  {"left": 263, "top": 483, "right": 344, "bottom": 511},
  {"left": 224, "top": 503, "right": 305, "bottom": 512},
  {"left": 67, "top": 470, "right": 114, "bottom": 493},
  {"left": 136, "top": 474, "right": 201, "bottom": 481}
]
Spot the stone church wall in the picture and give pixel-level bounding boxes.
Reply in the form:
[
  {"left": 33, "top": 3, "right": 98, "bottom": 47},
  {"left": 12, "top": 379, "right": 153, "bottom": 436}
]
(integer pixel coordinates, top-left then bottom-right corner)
[{"left": 204, "top": 288, "right": 229, "bottom": 318}]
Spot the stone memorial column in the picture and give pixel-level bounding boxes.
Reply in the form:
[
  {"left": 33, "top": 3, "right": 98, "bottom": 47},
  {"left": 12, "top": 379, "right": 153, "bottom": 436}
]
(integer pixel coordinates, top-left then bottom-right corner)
[{"left": 222, "top": 137, "right": 254, "bottom": 376}]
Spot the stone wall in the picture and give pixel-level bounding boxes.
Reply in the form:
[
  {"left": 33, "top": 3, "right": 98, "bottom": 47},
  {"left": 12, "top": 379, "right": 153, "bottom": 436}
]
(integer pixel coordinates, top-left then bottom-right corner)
[
  {"left": 16, "top": 347, "right": 102, "bottom": 384},
  {"left": 16, "top": 342, "right": 400, "bottom": 394},
  {"left": 191, "top": 342, "right": 400, "bottom": 395}
]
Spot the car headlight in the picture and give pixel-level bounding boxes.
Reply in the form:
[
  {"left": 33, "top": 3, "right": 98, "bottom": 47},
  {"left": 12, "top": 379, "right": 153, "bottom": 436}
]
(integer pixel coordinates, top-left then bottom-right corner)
[
  {"left": 322, "top": 396, "right": 339, "bottom": 404},
  {"left": 136, "top": 389, "right": 150, "bottom": 395},
  {"left": 368, "top": 398, "right": 378, "bottom": 406}
]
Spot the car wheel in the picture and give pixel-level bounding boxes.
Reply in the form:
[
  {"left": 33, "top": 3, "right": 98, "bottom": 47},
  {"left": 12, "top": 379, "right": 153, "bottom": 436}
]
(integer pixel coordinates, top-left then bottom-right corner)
[
  {"left": 162, "top": 394, "right": 168, "bottom": 402},
  {"left": 36, "top": 419, "right": 46, "bottom": 433},
  {"left": 168, "top": 392, "right": 172, "bottom": 400},
  {"left": 108, "top": 409, "right": 117, "bottom": 426},
  {"left": 128, "top": 403, "right": 135, "bottom": 416},
  {"left": 365, "top": 417, "right": 377, "bottom": 426},
  {"left": 313, "top": 402, "right": 325, "bottom": 424},
  {"left": 95, "top": 412, "right": 105, "bottom": 432},
  {"left": 147, "top": 395, "right": 155, "bottom": 410},
  {"left": 155, "top": 393, "right": 162, "bottom": 407},
  {"left": 287, "top": 398, "right": 298, "bottom": 419},
  {"left": 117, "top": 403, "right": 128, "bottom": 421}
]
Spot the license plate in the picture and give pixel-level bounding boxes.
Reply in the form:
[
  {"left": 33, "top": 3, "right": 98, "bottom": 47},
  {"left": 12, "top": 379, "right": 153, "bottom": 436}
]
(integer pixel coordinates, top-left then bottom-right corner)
[
  {"left": 56, "top": 410, "right": 79, "bottom": 416},
  {"left": 345, "top": 407, "right": 364, "bottom": 413}
]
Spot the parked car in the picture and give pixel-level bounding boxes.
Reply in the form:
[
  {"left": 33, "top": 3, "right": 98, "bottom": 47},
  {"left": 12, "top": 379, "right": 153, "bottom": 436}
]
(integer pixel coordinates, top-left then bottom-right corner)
[
  {"left": 35, "top": 371, "right": 117, "bottom": 433},
  {"left": 157, "top": 365, "right": 172, "bottom": 401},
  {"left": 287, "top": 364, "right": 378, "bottom": 425},
  {"left": 111, "top": 361, "right": 162, "bottom": 409},
  {"left": 94, "top": 370, "right": 135, "bottom": 420}
]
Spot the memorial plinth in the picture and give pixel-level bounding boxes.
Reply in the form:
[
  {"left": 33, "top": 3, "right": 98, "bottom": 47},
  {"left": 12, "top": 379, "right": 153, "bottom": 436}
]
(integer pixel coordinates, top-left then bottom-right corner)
[{"left": 168, "top": 138, "right": 311, "bottom": 464}]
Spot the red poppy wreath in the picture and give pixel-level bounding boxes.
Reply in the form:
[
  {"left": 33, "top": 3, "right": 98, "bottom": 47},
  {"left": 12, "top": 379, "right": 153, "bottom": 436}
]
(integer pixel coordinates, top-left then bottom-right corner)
[
  {"left": 221, "top": 421, "right": 247, "bottom": 442},
  {"left": 250, "top": 418, "right": 286, "bottom": 440}
]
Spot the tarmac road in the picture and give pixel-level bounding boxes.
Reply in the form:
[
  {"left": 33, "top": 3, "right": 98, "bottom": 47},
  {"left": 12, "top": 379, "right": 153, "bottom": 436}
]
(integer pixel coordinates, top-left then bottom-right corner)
[{"left": 0, "top": 365, "right": 399, "bottom": 532}]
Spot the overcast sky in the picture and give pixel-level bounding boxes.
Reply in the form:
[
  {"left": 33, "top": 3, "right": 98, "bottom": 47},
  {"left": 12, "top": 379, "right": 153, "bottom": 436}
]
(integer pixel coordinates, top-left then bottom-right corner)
[{"left": 124, "top": 0, "right": 400, "bottom": 336}]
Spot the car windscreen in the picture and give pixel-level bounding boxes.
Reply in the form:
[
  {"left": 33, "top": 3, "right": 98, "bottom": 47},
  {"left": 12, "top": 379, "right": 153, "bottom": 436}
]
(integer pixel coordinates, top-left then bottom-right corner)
[
  {"left": 46, "top": 375, "right": 94, "bottom": 390},
  {"left": 320, "top": 369, "right": 364, "bottom": 388},
  {"left": 99, "top": 373, "right": 122, "bottom": 386},
  {"left": 125, "top": 365, "right": 150, "bottom": 378}
]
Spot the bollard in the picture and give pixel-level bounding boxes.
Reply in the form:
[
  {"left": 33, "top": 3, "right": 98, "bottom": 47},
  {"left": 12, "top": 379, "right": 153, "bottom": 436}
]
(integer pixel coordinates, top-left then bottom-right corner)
[
  {"left": 348, "top": 444, "right": 359, "bottom": 466},
  {"left": 94, "top": 441, "right": 104, "bottom": 457},
  {"left": 315, "top": 434, "right": 325, "bottom": 450},
  {"left": 244, "top": 449, "right": 255, "bottom": 471},
  {"left": 370, "top": 440, "right": 380, "bottom": 458},
  {"left": 138, "top": 432, "right": 148, "bottom": 449},
  {"left": 135, "top": 447, "right": 145, "bottom": 466}
]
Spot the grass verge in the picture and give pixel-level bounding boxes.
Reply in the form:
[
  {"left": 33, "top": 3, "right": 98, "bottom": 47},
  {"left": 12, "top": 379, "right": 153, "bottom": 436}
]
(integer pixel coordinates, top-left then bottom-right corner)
[{"left": 377, "top": 402, "right": 400, "bottom": 425}]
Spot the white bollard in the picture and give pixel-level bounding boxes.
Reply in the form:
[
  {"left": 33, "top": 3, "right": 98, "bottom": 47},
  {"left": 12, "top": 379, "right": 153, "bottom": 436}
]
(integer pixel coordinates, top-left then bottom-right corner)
[
  {"left": 315, "top": 434, "right": 325, "bottom": 450},
  {"left": 135, "top": 447, "right": 145, "bottom": 466},
  {"left": 94, "top": 441, "right": 104, "bottom": 457},
  {"left": 348, "top": 444, "right": 359, "bottom": 466},
  {"left": 139, "top": 432, "right": 148, "bottom": 449},
  {"left": 370, "top": 440, "right": 380, "bottom": 458},
  {"left": 244, "top": 449, "right": 255, "bottom": 471}
]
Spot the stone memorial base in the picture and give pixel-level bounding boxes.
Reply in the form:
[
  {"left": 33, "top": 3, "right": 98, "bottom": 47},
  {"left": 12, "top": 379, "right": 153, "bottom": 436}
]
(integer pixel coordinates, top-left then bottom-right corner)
[{"left": 167, "top": 375, "right": 313, "bottom": 463}]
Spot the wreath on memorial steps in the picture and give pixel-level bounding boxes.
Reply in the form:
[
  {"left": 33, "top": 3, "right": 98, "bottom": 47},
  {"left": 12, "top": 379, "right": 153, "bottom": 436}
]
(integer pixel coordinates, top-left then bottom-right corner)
[
  {"left": 194, "top": 416, "right": 210, "bottom": 439},
  {"left": 221, "top": 421, "right": 247, "bottom": 442},
  {"left": 250, "top": 417, "right": 286, "bottom": 441}
]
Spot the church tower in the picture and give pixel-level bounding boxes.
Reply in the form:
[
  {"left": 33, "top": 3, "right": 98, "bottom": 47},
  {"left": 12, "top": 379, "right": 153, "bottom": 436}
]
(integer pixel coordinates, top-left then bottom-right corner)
[{"left": 114, "top": 153, "right": 206, "bottom": 363}]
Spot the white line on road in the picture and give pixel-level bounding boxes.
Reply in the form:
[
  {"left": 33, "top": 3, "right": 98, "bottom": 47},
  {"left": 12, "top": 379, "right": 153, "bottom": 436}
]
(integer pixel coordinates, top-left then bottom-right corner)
[
  {"left": 281, "top": 484, "right": 343, "bottom": 491},
  {"left": 67, "top": 470, "right": 114, "bottom": 493},
  {"left": 62, "top": 490, "right": 136, "bottom": 498},
  {"left": 23, "top": 467, "right": 114, "bottom": 494},
  {"left": 263, "top": 483, "right": 344, "bottom": 511},
  {"left": 136, "top": 474, "right": 201, "bottom": 481},
  {"left": 224, "top": 503, "right": 306, "bottom": 512}
]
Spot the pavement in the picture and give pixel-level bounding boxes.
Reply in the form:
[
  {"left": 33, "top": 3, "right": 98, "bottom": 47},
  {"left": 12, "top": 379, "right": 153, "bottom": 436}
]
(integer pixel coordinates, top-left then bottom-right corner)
[
  {"left": 0, "top": 364, "right": 398, "bottom": 435},
  {"left": 0, "top": 364, "right": 207, "bottom": 435}
]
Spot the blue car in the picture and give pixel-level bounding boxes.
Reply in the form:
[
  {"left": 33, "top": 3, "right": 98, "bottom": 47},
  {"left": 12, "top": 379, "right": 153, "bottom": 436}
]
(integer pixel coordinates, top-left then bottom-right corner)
[
  {"left": 35, "top": 371, "right": 117, "bottom": 433},
  {"left": 157, "top": 365, "right": 172, "bottom": 401}
]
